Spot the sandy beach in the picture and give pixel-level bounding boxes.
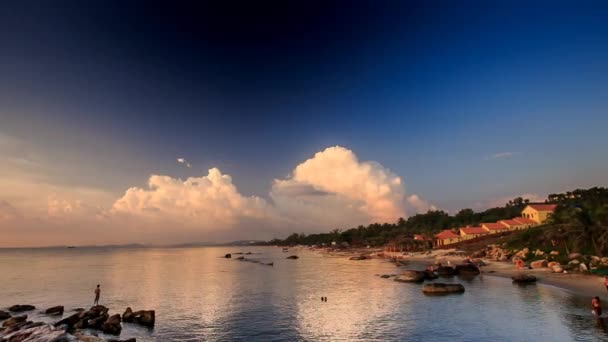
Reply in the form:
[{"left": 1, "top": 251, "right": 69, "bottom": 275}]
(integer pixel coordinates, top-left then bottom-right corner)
[{"left": 319, "top": 247, "right": 608, "bottom": 300}]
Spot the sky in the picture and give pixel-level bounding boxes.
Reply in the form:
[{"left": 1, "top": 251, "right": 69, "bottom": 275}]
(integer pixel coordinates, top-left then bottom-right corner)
[{"left": 1, "top": 1, "right": 607, "bottom": 247}]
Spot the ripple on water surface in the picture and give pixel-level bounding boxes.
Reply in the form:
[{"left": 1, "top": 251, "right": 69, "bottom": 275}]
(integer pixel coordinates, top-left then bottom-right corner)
[{"left": 0, "top": 247, "right": 607, "bottom": 341}]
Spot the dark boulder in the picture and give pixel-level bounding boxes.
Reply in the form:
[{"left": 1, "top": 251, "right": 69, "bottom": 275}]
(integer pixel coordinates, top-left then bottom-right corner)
[
  {"left": 224, "top": 253, "right": 232, "bottom": 258},
  {"left": 286, "top": 255, "right": 299, "bottom": 259},
  {"left": 511, "top": 274, "right": 538, "bottom": 284},
  {"left": 424, "top": 270, "right": 438, "bottom": 280},
  {"left": 45, "top": 305, "right": 64, "bottom": 316},
  {"left": 102, "top": 314, "right": 122, "bottom": 335},
  {"left": 54, "top": 313, "right": 81, "bottom": 329},
  {"left": 436, "top": 266, "right": 457, "bottom": 276},
  {"left": 265, "top": 262, "right": 274, "bottom": 266},
  {"left": 132, "top": 310, "right": 155, "bottom": 327},
  {"left": 455, "top": 264, "right": 480, "bottom": 276},
  {"left": 380, "top": 274, "right": 391, "bottom": 278},
  {"left": 0, "top": 310, "right": 10, "bottom": 320},
  {"left": 422, "top": 283, "right": 465, "bottom": 294},
  {"left": 122, "top": 307, "right": 134, "bottom": 322},
  {"left": 87, "top": 313, "right": 109, "bottom": 329},
  {"left": 8, "top": 305, "right": 36, "bottom": 312},
  {"left": 394, "top": 270, "right": 426, "bottom": 283},
  {"left": 124, "top": 308, "right": 155, "bottom": 327},
  {"left": 2, "top": 315, "right": 27, "bottom": 327}
]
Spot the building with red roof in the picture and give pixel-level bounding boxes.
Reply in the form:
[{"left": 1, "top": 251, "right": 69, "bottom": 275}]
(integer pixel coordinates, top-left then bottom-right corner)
[
  {"left": 459, "top": 226, "right": 489, "bottom": 240},
  {"left": 481, "top": 222, "right": 510, "bottom": 234},
  {"left": 498, "top": 219, "right": 528, "bottom": 231},
  {"left": 434, "top": 230, "right": 461, "bottom": 247},
  {"left": 522, "top": 204, "right": 557, "bottom": 224}
]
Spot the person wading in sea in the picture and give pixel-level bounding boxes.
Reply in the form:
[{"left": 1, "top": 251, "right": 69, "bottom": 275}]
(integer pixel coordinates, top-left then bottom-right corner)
[
  {"left": 94, "top": 284, "right": 101, "bottom": 305},
  {"left": 592, "top": 297, "right": 602, "bottom": 317}
]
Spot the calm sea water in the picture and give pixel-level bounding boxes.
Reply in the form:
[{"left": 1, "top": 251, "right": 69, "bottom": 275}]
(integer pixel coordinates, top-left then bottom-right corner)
[{"left": 1, "top": 246, "right": 607, "bottom": 341}]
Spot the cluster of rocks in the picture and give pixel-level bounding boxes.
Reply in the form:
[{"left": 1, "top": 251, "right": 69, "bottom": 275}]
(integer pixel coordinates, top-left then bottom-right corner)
[
  {"left": 225, "top": 253, "right": 274, "bottom": 266},
  {"left": 473, "top": 244, "right": 512, "bottom": 261},
  {"left": 0, "top": 303, "right": 153, "bottom": 342},
  {"left": 473, "top": 244, "right": 608, "bottom": 275},
  {"left": 381, "top": 263, "right": 480, "bottom": 295}
]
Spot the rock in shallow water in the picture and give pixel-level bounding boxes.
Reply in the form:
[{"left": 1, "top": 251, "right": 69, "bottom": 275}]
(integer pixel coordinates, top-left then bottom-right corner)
[
  {"left": 422, "top": 283, "right": 465, "bottom": 294},
  {"left": 8, "top": 305, "right": 36, "bottom": 313},
  {"left": 45, "top": 306, "right": 64, "bottom": 316},
  {"left": 0, "top": 322, "right": 68, "bottom": 342},
  {"left": 394, "top": 270, "right": 426, "bottom": 283},
  {"left": 101, "top": 314, "right": 122, "bottom": 335},
  {"left": 2, "top": 315, "right": 27, "bottom": 327},
  {"left": 0, "top": 311, "right": 10, "bottom": 320},
  {"left": 123, "top": 308, "right": 155, "bottom": 327},
  {"left": 511, "top": 274, "right": 538, "bottom": 283},
  {"left": 286, "top": 255, "right": 299, "bottom": 259}
]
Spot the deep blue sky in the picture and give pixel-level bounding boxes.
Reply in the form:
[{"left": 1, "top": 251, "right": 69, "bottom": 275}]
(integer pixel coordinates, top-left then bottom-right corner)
[{"left": 1, "top": 1, "right": 607, "bottom": 211}]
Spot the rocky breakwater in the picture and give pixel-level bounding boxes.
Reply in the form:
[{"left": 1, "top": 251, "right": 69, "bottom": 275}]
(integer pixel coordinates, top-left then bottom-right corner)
[{"left": 1, "top": 303, "right": 147, "bottom": 341}]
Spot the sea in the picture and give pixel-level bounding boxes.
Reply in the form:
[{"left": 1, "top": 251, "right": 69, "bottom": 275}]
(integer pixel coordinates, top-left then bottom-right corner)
[{"left": 1, "top": 246, "right": 607, "bottom": 341}]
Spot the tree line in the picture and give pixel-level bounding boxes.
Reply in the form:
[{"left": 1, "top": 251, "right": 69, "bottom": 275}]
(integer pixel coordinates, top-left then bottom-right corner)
[{"left": 266, "top": 187, "right": 608, "bottom": 254}]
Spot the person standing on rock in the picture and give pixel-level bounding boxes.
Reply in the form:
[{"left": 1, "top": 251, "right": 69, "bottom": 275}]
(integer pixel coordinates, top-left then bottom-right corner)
[{"left": 94, "top": 284, "right": 101, "bottom": 305}]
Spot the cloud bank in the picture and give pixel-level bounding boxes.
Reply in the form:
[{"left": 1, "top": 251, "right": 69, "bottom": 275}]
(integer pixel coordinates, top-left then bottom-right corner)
[{"left": 1, "top": 145, "right": 438, "bottom": 247}]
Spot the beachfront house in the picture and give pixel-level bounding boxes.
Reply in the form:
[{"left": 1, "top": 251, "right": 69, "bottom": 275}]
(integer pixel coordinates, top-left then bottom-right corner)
[
  {"left": 512, "top": 217, "right": 537, "bottom": 229},
  {"left": 434, "top": 230, "right": 461, "bottom": 247},
  {"left": 459, "top": 226, "right": 489, "bottom": 240},
  {"left": 521, "top": 204, "right": 557, "bottom": 224},
  {"left": 481, "top": 222, "right": 510, "bottom": 234},
  {"left": 498, "top": 219, "right": 528, "bottom": 231}
]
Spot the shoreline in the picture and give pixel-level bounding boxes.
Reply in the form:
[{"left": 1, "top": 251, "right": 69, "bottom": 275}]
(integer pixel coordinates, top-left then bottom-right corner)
[{"left": 317, "top": 247, "right": 608, "bottom": 300}]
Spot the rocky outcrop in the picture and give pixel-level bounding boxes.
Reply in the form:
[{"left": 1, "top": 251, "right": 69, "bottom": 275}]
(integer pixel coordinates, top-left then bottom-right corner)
[
  {"left": 0, "top": 322, "right": 68, "bottom": 342},
  {"left": 55, "top": 305, "right": 110, "bottom": 331},
  {"left": 481, "top": 244, "right": 512, "bottom": 261},
  {"left": 45, "top": 306, "right": 64, "bottom": 316},
  {"left": 286, "top": 255, "right": 299, "bottom": 259},
  {"left": 394, "top": 270, "right": 426, "bottom": 283},
  {"left": 422, "top": 283, "right": 465, "bottom": 294},
  {"left": 455, "top": 264, "right": 480, "bottom": 276},
  {"left": 8, "top": 305, "right": 36, "bottom": 313},
  {"left": 101, "top": 314, "right": 122, "bottom": 335},
  {"left": 2, "top": 315, "right": 27, "bottom": 328},
  {"left": 123, "top": 308, "right": 155, "bottom": 327},
  {"left": 436, "top": 266, "right": 457, "bottom": 277},
  {"left": 511, "top": 274, "right": 537, "bottom": 283},
  {"left": 530, "top": 260, "right": 548, "bottom": 268},
  {"left": 424, "top": 270, "right": 438, "bottom": 280},
  {"left": 0, "top": 311, "right": 10, "bottom": 320}
]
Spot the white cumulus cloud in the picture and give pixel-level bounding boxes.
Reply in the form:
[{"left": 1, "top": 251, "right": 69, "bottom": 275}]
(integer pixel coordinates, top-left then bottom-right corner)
[
  {"left": 270, "top": 146, "right": 406, "bottom": 226},
  {"left": 112, "top": 168, "right": 274, "bottom": 231}
]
